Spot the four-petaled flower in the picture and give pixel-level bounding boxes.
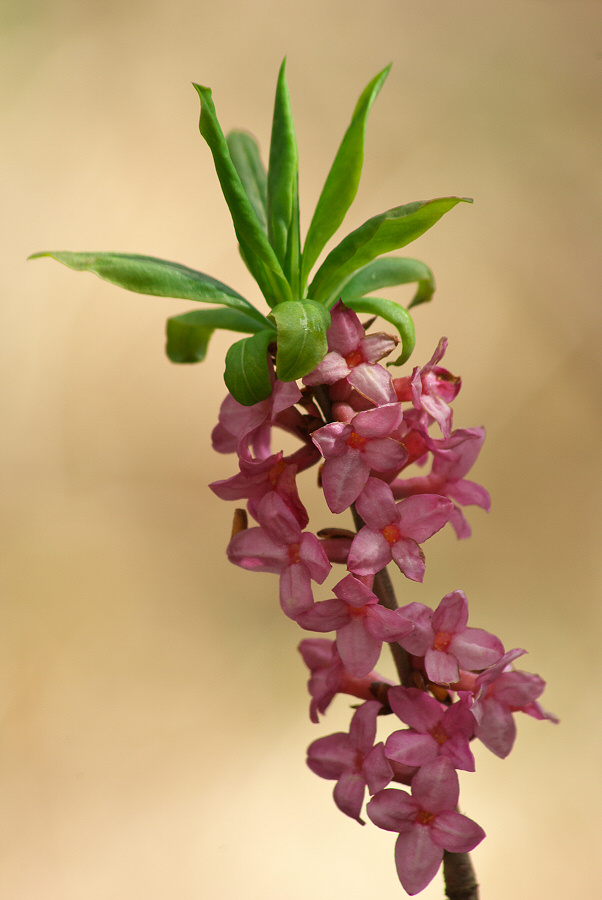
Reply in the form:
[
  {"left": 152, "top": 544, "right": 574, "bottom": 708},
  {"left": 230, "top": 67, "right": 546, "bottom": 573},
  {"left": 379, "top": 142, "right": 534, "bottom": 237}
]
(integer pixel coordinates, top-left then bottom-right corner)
[
  {"left": 307, "top": 700, "right": 393, "bottom": 823},
  {"left": 226, "top": 491, "right": 330, "bottom": 618},
  {"left": 311, "top": 404, "right": 408, "bottom": 513},
  {"left": 347, "top": 477, "right": 454, "bottom": 581},
  {"left": 302, "top": 301, "right": 398, "bottom": 405},
  {"left": 296, "top": 574, "right": 414, "bottom": 677},
  {"left": 367, "top": 757, "right": 485, "bottom": 895},
  {"left": 398, "top": 591, "right": 505, "bottom": 685},
  {"left": 385, "top": 686, "right": 476, "bottom": 771}
]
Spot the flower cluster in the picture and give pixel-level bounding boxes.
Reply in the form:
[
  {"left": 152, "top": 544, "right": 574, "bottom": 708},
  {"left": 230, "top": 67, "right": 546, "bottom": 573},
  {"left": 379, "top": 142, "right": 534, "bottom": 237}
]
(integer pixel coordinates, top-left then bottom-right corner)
[{"left": 210, "top": 301, "right": 557, "bottom": 895}]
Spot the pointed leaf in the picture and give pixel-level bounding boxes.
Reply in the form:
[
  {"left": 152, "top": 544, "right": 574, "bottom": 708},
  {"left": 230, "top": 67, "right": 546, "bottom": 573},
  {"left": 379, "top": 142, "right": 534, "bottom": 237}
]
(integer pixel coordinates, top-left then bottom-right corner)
[
  {"left": 339, "top": 257, "right": 435, "bottom": 309},
  {"left": 166, "top": 307, "right": 264, "bottom": 364},
  {"left": 193, "top": 83, "right": 292, "bottom": 305},
  {"left": 28, "top": 251, "right": 270, "bottom": 326},
  {"left": 308, "top": 197, "right": 471, "bottom": 305},
  {"left": 226, "top": 131, "right": 268, "bottom": 233},
  {"left": 224, "top": 329, "right": 275, "bottom": 405},
  {"left": 269, "top": 300, "right": 330, "bottom": 382},
  {"left": 267, "top": 59, "right": 300, "bottom": 293},
  {"left": 342, "top": 296, "right": 415, "bottom": 365},
  {"left": 301, "top": 65, "right": 391, "bottom": 293}
]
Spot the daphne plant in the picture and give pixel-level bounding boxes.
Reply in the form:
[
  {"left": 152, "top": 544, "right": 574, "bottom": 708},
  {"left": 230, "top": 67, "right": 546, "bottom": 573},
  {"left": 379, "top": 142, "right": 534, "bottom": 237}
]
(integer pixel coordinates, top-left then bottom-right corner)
[{"left": 30, "top": 61, "right": 557, "bottom": 898}]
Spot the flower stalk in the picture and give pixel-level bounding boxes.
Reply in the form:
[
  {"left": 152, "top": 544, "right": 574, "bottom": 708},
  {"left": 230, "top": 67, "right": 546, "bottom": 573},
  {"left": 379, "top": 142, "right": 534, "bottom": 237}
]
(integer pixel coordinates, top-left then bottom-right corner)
[{"left": 30, "top": 61, "right": 557, "bottom": 897}]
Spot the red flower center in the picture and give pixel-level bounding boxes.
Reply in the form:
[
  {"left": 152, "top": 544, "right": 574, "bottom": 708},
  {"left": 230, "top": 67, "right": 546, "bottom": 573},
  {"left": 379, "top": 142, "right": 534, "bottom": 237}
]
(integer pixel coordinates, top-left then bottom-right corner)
[
  {"left": 415, "top": 810, "right": 435, "bottom": 826},
  {"left": 348, "top": 604, "right": 367, "bottom": 619},
  {"left": 434, "top": 631, "right": 452, "bottom": 651},
  {"left": 344, "top": 348, "right": 364, "bottom": 369},
  {"left": 429, "top": 724, "right": 448, "bottom": 745},
  {"left": 381, "top": 524, "right": 401, "bottom": 544},
  {"left": 347, "top": 431, "right": 367, "bottom": 451},
  {"left": 268, "top": 459, "right": 287, "bottom": 486},
  {"left": 288, "top": 542, "right": 301, "bottom": 564}
]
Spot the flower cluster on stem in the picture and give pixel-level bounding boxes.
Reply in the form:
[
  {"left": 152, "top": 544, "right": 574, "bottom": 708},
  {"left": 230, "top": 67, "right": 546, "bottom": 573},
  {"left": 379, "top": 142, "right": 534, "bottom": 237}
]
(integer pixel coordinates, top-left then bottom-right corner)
[{"left": 211, "top": 300, "right": 557, "bottom": 897}]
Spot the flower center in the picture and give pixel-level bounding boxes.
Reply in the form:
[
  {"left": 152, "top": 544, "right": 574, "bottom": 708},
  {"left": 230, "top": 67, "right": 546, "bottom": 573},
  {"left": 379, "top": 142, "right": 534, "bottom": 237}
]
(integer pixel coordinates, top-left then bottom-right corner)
[
  {"left": 381, "top": 524, "right": 401, "bottom": 544},
  {"left": 288, "top": 542, "right": 301, "bottom": 564},
  {"left": 434, "top": 630, "right": 452, "bottom": 652},
  {"left": 429, "top": 723, "right": 448, "bottom": 745},
  {"left": 347, "top": 431, "right": 367, "bottom": 451},
  {"left": 268, "top": 459, "right": 287, "bottom": 486},
  {"left": 344, "top": 348, "right": 364, "bottom": 369},
  {"left": 415, "top": 810, "right": 435, "bottom": 826},
  {"left": 348, "top": 604, "right": 367, "bottom": 619}
]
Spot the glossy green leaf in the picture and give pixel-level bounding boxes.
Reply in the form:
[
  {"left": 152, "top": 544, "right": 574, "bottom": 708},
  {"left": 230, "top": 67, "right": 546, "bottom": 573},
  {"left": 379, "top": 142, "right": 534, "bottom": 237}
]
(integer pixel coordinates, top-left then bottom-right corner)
[
  {"left": 166, "top": 307, "right": 264, "bottom": 364},
  {"left": 300, "top": 65, "right": 391, "bottom": 294},
  {"left": 224, "top": 329, "right": 275, "bottom": 405},
  {"left": 29, "top": 251, "right": 270, "bottom": 327},
  {"left": 342, "top": 296, "right": 415, "bottom": 365},
  {"left": 226, "top": 131, "right": 268, "bottom": 234},
  {"left": 267, "top": 60, "right": 300, "bottom": 294},
  {"left": 269, "top": 300, "right": 330, "bottom": 382},
  {"left": 193, "top": 83, "right": 292, "bottom": 306},
  {"left": 339, "top": 257, "right": 435, "bottom": 309},
  {"left": 308, "top": 197, "right": 471, "bottom": 306}
]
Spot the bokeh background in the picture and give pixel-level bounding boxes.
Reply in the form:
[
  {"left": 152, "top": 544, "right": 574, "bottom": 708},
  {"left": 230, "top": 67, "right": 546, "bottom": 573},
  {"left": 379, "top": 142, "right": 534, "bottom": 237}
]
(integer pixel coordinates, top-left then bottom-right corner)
[{"left": 2, "top": 2, "right": 601, "bottom": 898}]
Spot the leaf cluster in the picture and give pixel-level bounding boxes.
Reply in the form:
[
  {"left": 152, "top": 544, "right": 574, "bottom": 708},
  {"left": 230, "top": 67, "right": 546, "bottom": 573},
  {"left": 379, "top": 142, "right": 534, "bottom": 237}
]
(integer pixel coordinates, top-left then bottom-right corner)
[{"left": 30, "top": 62, "right": 470, "bottom": 404}]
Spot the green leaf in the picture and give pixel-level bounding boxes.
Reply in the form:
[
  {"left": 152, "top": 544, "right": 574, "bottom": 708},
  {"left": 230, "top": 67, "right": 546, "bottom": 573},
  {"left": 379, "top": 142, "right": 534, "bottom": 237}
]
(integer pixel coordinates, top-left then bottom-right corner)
[
  {"left": 308, "top": 197, "right": 472, "bottom": 306},
  {"left": 166, "top": 307, "right": 265, "bottom": 364},
  {"left": 300, "top": 65, "right": 391, "bottom": 294},
  {"left": 339, "top": 257, "right": 435, "bottom": 309},
  {"left": 193, "top": 83, "right": 292, "bottom": 306},
  {"left": 267, "top": 59, "right": 300, "bottom": 294},
  {"left": 269, "top": 300, "right": 330, "bottom": 382},
  {"left": 226, "top": 131, "right": 268, "bottom": 234},
  {"left": 342, "top": 296, "right": 415, "bottom": 365},
  {"left": 224, "top": 329, "right": 275, "bottom": 405},
  {"left": 28, "top": 250, "right": 270, "bottom": 327}
]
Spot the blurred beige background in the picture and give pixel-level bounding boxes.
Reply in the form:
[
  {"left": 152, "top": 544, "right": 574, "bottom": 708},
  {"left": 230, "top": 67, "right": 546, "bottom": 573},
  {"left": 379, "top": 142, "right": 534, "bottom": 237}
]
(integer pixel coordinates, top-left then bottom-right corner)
[{"left": 2, "top": 1, "right": 601, "bottom": 898}]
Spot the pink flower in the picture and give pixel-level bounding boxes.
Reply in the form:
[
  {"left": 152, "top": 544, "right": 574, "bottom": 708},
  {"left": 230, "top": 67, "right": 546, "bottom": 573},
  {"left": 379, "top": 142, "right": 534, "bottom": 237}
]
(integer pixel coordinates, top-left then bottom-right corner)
[
  {"left": 302, "top": 301, "right": 397, "bottom": 405},
  {"left": 385, "top": 687, "right": 476, "bottom": 772},
  {"left": 347, "top": 478, "right": 454, "bottom": 581},
  {"left": 226, "top": 492, "right": 330, "bottom": 618},
  {"left": 295, "top": 574, "right": 414, "bottom": 677},
  {"left": 390, "top": 428, "right": 490, "bottom": 538},
  {"left": 211, "top": 377, "right": 302, "bottom": 459},
  {"left": 311, "top": 404, "right": 407, "bottom": 513},
  {"left": 472, "top": 649, "right": 559, "bottom": 758},
  {"left": 393, "top": 337, "right": 460, "bottom": 439},
  {"left": 398, "top": 591, "right": 505, "bottom": 685},
  {"left": 298, "top": 638, "right": 393, "bottom": 723},
  {"left": 210, "top": 446, "right": 315, "bottom": 528},
  {"left": 367, "top": 757, "right": 485, "bottom": 895},
  {"left": 307, "top": 700, "right": 393, "bottom": 823}
]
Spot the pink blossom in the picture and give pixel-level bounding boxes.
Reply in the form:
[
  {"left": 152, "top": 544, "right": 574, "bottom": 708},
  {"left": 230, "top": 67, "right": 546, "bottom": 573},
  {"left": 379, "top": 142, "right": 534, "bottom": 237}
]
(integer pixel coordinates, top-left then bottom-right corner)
[
  {"left": 390, "top": 428, "right": 490, "bottom": 538},
  {"left": 226, "top": 492, "right": 330, "bottom": 618},
  {"left": 312, "top": 404, "right": 407, "bottom": 513},
  {"left": 210, "top": 446, "right": 315, "bottom": 528},
  {"left": 298, "top": 638, "right": 392, "bottom": 723},
  {"left": 211, "top": 377, "right": 302, "bottom": 459},
  {"left": 472, "top": 649, "right": 559, "bottom": 758},
  {"left": 393, "top": 337, "right": 460, "bottom": 439},
  {"left": 295, "top": 574, "right": 414, "bottom": 678},
  {"left": 347, "top": 478, "right": 454, "bottom": 581},
  {"left": 367, "top": 757, "right": 485, "bottom": 895},
  {"left": 398, "top": 591, "right": 505, "bottom": 685},
  {"left": 302, "top": 301, "right": 397, "bottom": 405},
  {"left": 385, "top": 687, "right": 476, "bottom": 771},
  {"left": 307, "top": 700, "right": 392, "bottom": 823}
]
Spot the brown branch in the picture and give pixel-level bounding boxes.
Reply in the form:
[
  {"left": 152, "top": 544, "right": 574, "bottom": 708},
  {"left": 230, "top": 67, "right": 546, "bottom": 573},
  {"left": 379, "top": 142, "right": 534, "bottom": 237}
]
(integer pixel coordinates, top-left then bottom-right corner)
[{"left": 443, "top": 850, "right": 480, "bottom": 900}]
